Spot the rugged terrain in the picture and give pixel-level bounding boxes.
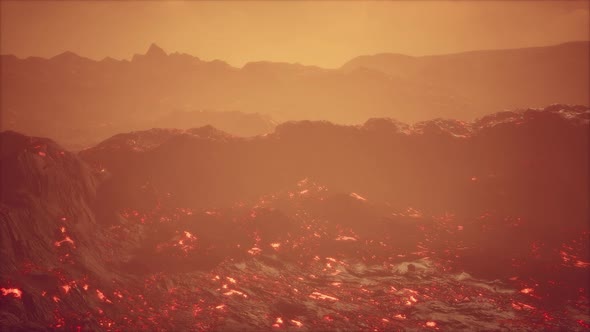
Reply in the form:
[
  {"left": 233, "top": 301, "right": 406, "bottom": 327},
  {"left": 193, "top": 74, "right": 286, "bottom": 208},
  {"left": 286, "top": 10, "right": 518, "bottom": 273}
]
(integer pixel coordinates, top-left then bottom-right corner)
[
  {"left": 0, "top": 104, "right": 589, "bottom": 331},
  {"left": 1, "top": 41, "right": 588, "bottom": 149}
]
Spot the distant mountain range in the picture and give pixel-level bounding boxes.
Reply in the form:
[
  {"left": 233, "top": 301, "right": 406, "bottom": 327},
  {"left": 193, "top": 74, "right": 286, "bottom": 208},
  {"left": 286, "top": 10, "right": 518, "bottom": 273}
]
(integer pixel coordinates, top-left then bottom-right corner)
[{"left": 1, "top": 41, "right": 588, "bottom": 149}]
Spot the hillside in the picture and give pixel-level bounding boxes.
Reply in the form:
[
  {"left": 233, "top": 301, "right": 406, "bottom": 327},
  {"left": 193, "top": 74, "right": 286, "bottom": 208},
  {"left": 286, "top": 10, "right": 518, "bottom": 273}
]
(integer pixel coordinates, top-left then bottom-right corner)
[
  {"left": 1, "top": 42, "right": 588, "bottom": 149},
  {"left": 342, "top": 41, "right": 590, "bottom": 115},
  {"left": 1, "top": 105, "right": 588, "bottom": 330}
]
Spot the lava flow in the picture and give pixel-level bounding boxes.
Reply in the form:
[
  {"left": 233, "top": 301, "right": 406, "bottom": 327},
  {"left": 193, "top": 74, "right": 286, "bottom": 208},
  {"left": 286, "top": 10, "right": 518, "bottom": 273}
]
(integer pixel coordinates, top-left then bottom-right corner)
[{"left": 1, "top": 104, "right": 589, "bottom": 331}]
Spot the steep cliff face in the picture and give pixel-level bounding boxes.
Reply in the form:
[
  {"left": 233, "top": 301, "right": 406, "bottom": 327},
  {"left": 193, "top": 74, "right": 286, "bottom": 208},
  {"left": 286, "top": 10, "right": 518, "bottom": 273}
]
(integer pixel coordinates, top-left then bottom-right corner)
[
  {"left": 0, "top": 131, "right": 118, "bottom": 329},
  {"left": 1, "top": 131, "right": 100, "bottom": 273}
]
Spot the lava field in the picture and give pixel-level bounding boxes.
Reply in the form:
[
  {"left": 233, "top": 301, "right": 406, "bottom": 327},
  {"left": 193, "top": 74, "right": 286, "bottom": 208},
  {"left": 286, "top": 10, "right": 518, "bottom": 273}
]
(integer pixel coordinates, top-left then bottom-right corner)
[{"left": 1, "top": 105, "right": 589, "bottom": 331}]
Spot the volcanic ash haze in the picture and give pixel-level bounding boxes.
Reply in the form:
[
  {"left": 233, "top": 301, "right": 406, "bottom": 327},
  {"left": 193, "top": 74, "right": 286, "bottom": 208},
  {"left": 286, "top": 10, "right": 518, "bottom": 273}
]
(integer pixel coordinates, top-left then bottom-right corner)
[
  {"left": 0, "top": 41, "right": 588, "bottom": 149},
  {"left": 1, "top": 1, "right": 590, "bottom": 331}
]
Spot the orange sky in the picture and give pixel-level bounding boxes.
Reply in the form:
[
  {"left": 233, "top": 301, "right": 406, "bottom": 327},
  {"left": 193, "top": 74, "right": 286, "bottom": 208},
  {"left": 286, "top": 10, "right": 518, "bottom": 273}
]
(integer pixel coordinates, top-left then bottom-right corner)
[{"left": 1, "top": 1, "right": 588, "bottom": 68}]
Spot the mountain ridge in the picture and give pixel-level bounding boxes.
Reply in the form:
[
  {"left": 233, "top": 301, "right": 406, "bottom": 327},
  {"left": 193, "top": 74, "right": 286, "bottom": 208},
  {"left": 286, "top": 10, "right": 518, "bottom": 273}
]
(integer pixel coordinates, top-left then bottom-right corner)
[
  {"left": 2, "top": 40, "right": 588, "bottom": 68},
  {"left": 1, "top": 41, "right": 588, "bottom": 151}
]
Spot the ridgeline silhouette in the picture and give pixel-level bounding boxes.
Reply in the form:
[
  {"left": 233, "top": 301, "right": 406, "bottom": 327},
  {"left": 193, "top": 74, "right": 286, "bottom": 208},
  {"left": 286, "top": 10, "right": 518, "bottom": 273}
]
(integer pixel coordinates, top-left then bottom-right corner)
[{"left": 1, "top": 41, "right": 588, "bottom": 149}]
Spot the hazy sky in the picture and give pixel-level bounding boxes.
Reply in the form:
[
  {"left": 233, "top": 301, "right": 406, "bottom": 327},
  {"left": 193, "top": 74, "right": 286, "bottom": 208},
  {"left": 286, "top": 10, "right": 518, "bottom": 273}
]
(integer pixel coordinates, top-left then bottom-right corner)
[{"left": 1, "top": 1, "right": 588, "bottom": 68}]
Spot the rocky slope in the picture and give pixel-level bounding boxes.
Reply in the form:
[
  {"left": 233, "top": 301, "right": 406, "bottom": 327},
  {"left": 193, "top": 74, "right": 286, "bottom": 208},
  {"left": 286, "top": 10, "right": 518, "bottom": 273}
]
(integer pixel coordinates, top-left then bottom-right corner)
[
  {"left": 2, "top": 42, "right": 588, "bottom": 148},
  {"left": 0, "top": 105, "right": 588, "bottom": 331}
]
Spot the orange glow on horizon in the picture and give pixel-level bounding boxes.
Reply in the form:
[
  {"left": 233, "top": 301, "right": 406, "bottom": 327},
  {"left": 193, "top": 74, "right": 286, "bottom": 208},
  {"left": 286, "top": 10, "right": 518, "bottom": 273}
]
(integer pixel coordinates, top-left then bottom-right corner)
[{"left": 1, "top": 1, "right": 588, "bottom": 67}]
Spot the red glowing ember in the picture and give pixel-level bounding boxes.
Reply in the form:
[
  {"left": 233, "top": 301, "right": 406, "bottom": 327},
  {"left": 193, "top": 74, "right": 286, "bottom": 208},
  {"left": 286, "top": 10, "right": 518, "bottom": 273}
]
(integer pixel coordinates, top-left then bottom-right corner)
[
  {"left": 350, "top": 192, "right": 367, "bottom": 201},
  {"left": 1, "top": 288, "right": 22, "bottom": 298},
  {"left": 309, "top": 291, "right": 339, "bottom": 301},
  {"left": 54, "top": 236, "right": 75, "bottom": 247}
]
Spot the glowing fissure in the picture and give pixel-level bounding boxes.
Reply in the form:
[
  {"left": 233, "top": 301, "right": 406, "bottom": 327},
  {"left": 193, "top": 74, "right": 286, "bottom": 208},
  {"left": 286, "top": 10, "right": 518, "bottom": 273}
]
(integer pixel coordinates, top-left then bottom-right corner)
[{"left": 1, "top": 288, "right": 22, "bottom": 298}]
